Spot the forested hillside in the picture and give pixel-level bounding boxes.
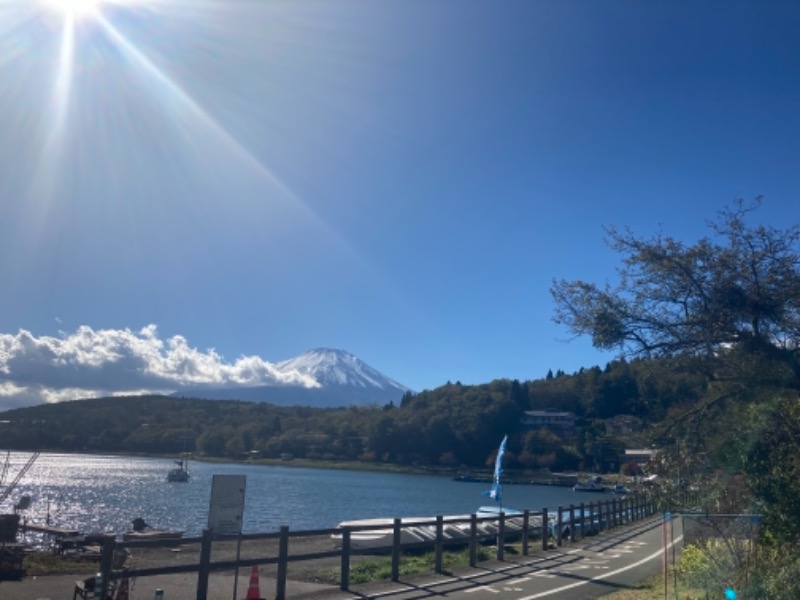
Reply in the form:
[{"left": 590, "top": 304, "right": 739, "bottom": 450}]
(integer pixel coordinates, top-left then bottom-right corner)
[{"left": 0, "top": 355, "right": 705, "bottom": 471}]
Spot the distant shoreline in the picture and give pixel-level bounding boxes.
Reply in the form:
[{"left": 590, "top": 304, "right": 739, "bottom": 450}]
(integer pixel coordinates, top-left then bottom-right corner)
[{"left": 11, "top": 448, "right": 608, "bottom": 486}]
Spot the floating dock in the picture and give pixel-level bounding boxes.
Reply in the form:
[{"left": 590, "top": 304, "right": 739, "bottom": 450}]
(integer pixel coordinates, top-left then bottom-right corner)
[{"left": 20, "top": 522, "right": 80, "bottom": 537}]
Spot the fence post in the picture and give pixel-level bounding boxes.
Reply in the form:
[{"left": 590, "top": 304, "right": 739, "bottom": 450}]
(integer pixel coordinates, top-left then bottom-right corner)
[
  {"left": 496, "top": 511, "right": 505, "bottom": 561},
  {"left": 275, "top": 526, "right": 289, "bottom": 600},
  {"left": 434, "top": 516, "right": 444, "bottom": 574},
  {"left": 598, "top": 501, "right": 604, "bottom": 532},
  {"left": 588, "top": 502, "right": 594, "bottom": 534},
  {"left": 522, "top": 510, "right": 530, "bottom": 556},
  {"left": 196, "top": 528, "right": 212, "bottom": 600},
  {"left": 541, "top": 508, "right": 549, "bottom": 551},
  {"left": 99, "top": 535, "right": 115, "bottom": 599},
  {"left": 556, "top": 506, "right": 564, "bottom": 547},
  {"left": 611, "top": 498, "right": 617, "bottom": 528},
  {"left": 340, "top": 527, "right": 351, "bottom": 591},
  {"left": 469, "top": 514, "right": 477, "bottom": 567},
  {"left": 392, "top": 518, "right": 401, "bottom": 581},
  {"left": 569, "top": 504, "right": 576, "bottom": 543},
  {"left": 579, "top": 503, "right": 585, "bottom": 539}
]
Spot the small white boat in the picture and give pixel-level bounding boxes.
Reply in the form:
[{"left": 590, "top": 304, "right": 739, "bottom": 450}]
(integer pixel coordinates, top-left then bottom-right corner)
[
  {"left": 123, "top": 518, "right": 183, "bottom": 542},
  {"left": 123, "top": 528, "right": 184, "bottom": 541},
  {"left": 573, "top": 475, "right": 607, "bottom": 492}
]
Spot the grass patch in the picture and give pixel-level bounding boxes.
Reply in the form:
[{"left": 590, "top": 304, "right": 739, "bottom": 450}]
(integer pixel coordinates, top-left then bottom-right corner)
[
  {"left": 23, "top": 551, "right": 98, "bottom": 576},
  {"left": 602, "top": 570, "right": 708, "bottom": 600},
  {"left": 317, "top": 546, "right": 494, "bottom": 585}
]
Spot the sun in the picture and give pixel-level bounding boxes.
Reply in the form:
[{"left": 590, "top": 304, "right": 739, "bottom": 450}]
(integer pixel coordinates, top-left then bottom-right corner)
[{"left": 41, "top": 0, "right": 104, "bottom": 19}]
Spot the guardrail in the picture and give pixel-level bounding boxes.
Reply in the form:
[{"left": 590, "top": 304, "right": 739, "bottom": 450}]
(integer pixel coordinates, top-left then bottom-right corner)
[{"left": 89, "top": 494, "right": 655, "bottom": 600}]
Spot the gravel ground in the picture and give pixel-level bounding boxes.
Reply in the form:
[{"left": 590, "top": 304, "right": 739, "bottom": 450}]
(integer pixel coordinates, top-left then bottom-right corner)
[{"left": 2, "top": 532, "right": 371, "bottom": 600}]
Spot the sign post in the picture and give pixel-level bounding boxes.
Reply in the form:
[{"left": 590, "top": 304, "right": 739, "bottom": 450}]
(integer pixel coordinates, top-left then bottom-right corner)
[
  {"left": 209, "top": 474, "right": 246, "bottom": 535},
  {"left": 662, "top": 511, "right": 672, "bottom": 600},
  {"left": 208, "top": 474, "right": 246, "bottom": 600}
]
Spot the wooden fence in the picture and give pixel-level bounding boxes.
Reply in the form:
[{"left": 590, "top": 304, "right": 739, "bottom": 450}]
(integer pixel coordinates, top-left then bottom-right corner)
[{"left": 91, "top": 494, "right": 655, "bottom": 600}]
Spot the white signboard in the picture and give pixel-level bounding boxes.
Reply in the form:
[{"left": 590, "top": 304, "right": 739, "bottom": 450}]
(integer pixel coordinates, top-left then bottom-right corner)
[{"left": 208, "top": 474, "right": 246, "bottom": 535}]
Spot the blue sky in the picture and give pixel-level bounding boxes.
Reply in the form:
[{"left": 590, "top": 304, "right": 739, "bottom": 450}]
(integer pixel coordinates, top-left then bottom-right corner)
[{"left": 1, "top": 0, "right": 798, "bottom": 410}]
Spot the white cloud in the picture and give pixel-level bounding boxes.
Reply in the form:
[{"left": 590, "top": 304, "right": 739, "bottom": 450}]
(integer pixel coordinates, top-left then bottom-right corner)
[{"left": 0, "top": 325, "right": 319, "bottom": 410}]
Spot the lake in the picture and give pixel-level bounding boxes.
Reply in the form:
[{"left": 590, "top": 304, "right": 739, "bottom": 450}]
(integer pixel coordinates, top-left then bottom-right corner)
[{"left": 2, "top": 452, "right": 596, "bottom": 539}]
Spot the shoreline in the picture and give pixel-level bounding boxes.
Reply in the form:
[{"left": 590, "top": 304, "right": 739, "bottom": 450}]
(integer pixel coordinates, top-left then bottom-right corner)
[{"left": 2, "top": 448, "right": 597, "bottom": 482}]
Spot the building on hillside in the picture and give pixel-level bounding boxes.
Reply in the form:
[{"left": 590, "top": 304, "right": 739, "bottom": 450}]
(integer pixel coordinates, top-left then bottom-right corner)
[
  {"left": 622, "top": 448, "right": 657, "bottom": 465},
  {"left": 521, "top": 409, "right": 578, "bottom": 437}
]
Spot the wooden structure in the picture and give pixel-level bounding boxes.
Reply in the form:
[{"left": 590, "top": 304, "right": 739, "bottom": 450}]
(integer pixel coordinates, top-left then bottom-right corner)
[{"left": 0, "top": 544, "right": 25, "bottom": 581}]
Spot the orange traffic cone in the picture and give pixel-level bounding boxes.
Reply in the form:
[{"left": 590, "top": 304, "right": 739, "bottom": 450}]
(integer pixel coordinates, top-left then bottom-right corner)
[{"left": 245, "top": 565, "right": 262, "bottom": 600}]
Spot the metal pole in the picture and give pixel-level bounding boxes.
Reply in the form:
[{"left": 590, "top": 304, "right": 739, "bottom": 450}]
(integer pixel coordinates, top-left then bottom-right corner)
[
  {"left": 340, "top": 528, "right": 351, "bottom": 591},
  {"left": 569, "top": 504, "right": 576, "bottom": 543},
  {"left": 196, "top": 529, "right": 212, "bottom": 600},
  {"left": 522, "top": 510, "right": 530, "bottom": 556},
  {"left": 435, "top": 516, "right": 444, "bottom": 573},
  {"left": 469, "top": 514, "right": 477, "bottom": 567},
  {"left": 541, "top": 508, "right": 549, "bottom": 551},
  {"left": 392, "top": 519, "right": 401, "bottom": 581},
  {"left": 231, "top": 534, "right": 243, "bottom": 600},
  {"left": 99, "top": 535, "right": 115, "bottom": 599},
  {"left": 556, "top": 506, "right": 563, "bottom": 547},
  {"left": 496, "top": 512, "right": 505, "bottom": 561},
  {"left": 275, "top": 526, "right": 289, "bottom": 600}
]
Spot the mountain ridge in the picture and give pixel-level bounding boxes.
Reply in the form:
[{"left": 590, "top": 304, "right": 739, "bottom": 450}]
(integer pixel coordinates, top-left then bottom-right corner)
[{"left": 171, "top": 348, "right": 410, "bottom": 408}]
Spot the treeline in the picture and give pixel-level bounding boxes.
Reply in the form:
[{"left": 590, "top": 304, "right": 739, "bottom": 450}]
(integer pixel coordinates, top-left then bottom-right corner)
[{"left": 0, "top": 355, "right": 706, "bottom": 471}]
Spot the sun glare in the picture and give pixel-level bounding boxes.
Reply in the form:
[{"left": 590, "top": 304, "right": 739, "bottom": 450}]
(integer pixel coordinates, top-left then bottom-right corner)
[{"left": 42, "top": 0, "right": 103, "bottom": 19}]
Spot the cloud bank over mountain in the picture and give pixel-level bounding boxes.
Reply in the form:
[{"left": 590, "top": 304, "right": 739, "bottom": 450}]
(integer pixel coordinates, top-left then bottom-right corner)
[{"left": 0, "top": 325, "right": 320, "bottom": 410}]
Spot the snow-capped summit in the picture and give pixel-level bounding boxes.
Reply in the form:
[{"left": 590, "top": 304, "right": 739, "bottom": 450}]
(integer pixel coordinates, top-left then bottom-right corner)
[
  {"left": 275, "top": 348, "right": 409, "bottom": 391},
  {"left": 172, "top": 348, "right": 411, "bottom": 408}
]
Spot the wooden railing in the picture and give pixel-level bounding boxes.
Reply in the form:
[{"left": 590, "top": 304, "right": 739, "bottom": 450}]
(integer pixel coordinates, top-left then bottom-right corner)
[{"left": 92, "top": 494, "right": 655, "bottom": 600}]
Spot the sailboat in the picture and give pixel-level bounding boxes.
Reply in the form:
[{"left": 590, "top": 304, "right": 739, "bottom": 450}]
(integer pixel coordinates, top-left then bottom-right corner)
[
  {"left": 331, "top": 435, "right": 524, "bottom": 549},
  {"left": 166, "top": 457, "right": 190, "bottom": 483}
]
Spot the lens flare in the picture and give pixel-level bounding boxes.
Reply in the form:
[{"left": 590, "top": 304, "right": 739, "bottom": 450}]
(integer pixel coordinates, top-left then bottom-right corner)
[{"left": 41, "top": 0, "right": 103, "bottom": 19}]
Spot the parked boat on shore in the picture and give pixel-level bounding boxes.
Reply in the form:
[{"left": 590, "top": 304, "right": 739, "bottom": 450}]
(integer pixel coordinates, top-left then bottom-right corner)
[
  {"left": 122, "top": 518, "right": 183, "bottom": 542},
  {"left": 332, "top": 511, "right": 529, "bottom": 550},
  {"left": 573, "top": 475, "right": 607, "bottom": 493}
]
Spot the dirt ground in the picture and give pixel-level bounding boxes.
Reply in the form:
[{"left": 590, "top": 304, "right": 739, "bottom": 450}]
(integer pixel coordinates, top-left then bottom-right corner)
[
  {"left": 122, "top": 531, "right": 354, "bottom": 584},
  {"left": 2, "top": 532, "right": 371, "bottom": 600}
]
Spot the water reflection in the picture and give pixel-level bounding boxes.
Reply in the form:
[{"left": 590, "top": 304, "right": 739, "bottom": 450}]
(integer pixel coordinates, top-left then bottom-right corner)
[{"left": 3, "top": 452, "right": 583, "bottom": 539}]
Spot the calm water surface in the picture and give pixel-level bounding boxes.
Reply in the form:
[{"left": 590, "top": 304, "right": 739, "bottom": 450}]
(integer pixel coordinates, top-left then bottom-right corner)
[{"left": 1, "top": 452, "right": 594, "bottom": 538}]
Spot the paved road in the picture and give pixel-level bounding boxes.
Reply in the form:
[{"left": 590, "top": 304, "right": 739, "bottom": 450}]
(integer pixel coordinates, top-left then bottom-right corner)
[{"left": 345, "top": 515, "right": 683, "bottom": 600}]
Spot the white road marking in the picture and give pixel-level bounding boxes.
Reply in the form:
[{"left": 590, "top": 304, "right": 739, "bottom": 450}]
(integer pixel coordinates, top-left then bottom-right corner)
[
  {"left": 464, "top": 586, "right": 500, "bottom": 594},
  {"left": 517, "top": 534, "right": 684, "bottom": 599}
]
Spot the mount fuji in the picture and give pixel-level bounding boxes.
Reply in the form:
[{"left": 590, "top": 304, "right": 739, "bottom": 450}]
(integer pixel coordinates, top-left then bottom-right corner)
[{"left": 171, "top": 348, "right": 411, "bottom": 408}]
